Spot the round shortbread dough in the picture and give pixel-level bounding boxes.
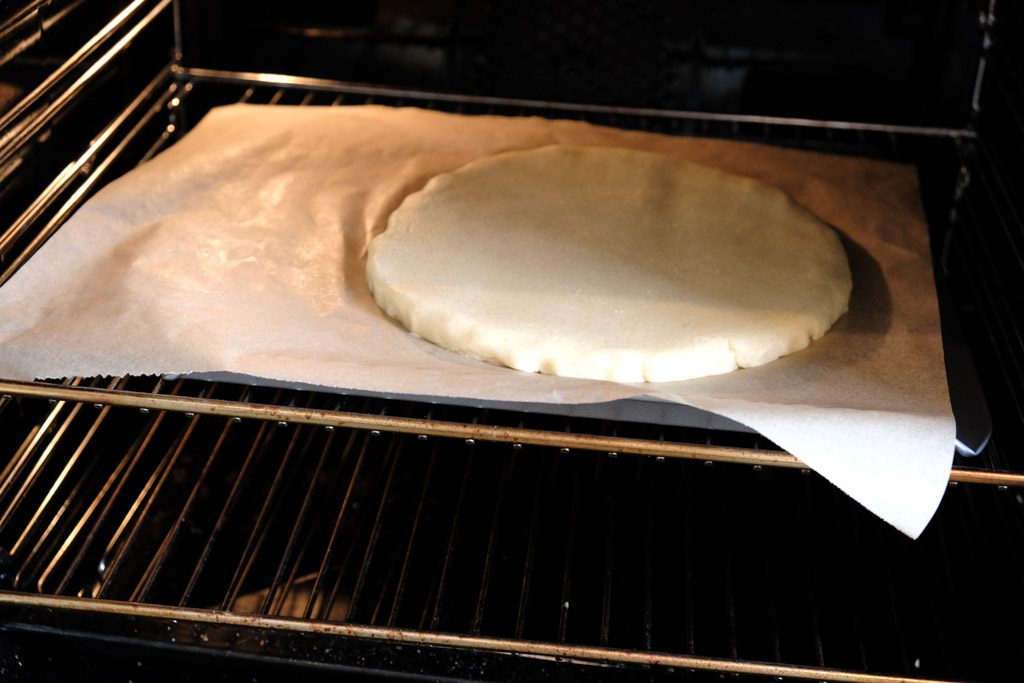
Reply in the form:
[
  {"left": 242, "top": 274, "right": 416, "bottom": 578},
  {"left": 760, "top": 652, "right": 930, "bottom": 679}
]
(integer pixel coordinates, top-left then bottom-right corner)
[{"left": 366, "top": 145, "right": 852, "bottom": 383}]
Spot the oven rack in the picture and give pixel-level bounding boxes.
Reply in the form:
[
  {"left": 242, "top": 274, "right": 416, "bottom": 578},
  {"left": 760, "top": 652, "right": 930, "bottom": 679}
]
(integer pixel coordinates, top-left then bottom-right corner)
[
  {"left": 0, "top": 376, "right": 1022, "bottom": 682},
  {"left": 0, "top": 64, "right": 1019, "bottom": 486}
]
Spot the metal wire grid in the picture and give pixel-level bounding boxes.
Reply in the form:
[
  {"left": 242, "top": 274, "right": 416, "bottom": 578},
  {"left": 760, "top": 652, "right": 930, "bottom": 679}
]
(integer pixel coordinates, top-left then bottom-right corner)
[
  {"left": 0, "top": 381, "right": 1022, "bottom": 682},
  {"left": 0, "top": 67, "right": 1016, "bottom": 483}
]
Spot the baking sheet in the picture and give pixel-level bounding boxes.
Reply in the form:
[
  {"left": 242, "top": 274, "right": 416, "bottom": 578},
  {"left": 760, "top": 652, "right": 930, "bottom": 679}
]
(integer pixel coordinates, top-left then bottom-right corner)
[{"left": 0, "top": 104, "right": 955, "bottom": 538}]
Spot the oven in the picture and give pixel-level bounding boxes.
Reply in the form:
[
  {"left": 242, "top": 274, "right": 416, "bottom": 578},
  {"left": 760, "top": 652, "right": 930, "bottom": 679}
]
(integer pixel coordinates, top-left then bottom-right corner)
[{"left": 0, "top": 1, "right": 1022, "bottom": 680}]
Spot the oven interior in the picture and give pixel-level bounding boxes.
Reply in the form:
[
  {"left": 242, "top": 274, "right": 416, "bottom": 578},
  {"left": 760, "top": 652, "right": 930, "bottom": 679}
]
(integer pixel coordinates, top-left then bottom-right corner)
[{"left": 0, "top": 1, "right": 1022, "bottom": 681}]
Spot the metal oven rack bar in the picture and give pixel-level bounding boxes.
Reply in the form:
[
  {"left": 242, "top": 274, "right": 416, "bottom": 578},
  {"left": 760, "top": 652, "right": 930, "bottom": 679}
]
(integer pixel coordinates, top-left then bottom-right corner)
[
  {"left": 0, "top": 592, "right": 967, "bottom": 683},
  {"left": 176, "top": 66, "right": 976, "bottom": 139},
  {"left": 0, "top": 377, "right": 1019, "bottom": 487}
]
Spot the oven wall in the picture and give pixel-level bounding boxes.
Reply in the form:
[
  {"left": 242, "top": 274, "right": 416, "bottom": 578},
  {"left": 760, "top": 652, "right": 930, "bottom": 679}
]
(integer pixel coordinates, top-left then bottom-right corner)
[
  {"left": 948, "top": 1, "right": 1024, "bottom": 461},
  {"left": 179, "top": 0, "right": 981, "bottom": 127}
]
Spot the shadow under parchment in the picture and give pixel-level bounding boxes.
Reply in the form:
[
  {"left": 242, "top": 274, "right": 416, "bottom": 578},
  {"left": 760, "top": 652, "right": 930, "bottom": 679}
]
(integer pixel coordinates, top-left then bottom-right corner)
[{"left": 833, "top": 232, "right": 892, "bottom": 337}]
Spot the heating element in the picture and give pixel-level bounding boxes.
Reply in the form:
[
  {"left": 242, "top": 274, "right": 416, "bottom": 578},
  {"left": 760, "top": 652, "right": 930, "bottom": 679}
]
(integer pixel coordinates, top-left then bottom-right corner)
[{"left": 1, "top": 1, "right": 1023, "bottom": 681}]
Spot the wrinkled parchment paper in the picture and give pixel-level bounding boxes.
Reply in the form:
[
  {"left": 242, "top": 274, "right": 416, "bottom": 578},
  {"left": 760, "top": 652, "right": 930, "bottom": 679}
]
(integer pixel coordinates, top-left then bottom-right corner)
[{"left": 0, "top": 105, "right": 955, "bottom": 537}]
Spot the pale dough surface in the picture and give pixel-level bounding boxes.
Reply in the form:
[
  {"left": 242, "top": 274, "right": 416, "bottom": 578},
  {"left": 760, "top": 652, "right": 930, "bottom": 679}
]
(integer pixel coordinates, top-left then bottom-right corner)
[{"left": 367, "top": 144, "right": 852, "bottom": 383}]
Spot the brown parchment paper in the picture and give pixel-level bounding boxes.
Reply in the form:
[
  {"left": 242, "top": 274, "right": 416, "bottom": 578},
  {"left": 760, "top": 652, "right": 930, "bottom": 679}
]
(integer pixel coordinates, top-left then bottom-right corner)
[{"left": 0, "top": 104, "right": 955, "bottom": 537}]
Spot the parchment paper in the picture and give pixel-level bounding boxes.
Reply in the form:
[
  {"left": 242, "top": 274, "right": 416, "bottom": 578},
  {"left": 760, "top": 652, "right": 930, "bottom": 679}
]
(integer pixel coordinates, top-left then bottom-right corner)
[{"left": 0, "top": 104, "right": 955, "bottom": 537}]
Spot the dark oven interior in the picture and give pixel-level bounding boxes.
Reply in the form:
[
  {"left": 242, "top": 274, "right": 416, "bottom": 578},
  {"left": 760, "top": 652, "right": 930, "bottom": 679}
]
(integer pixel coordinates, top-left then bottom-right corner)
[{"left": 0, "top": 1, "right": 1023, "bottom": 681}]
